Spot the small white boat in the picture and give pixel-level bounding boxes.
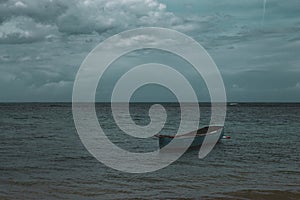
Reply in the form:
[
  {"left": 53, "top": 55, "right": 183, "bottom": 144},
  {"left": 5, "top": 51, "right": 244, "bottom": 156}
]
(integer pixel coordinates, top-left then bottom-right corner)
[{"left": 156, "top": 126, "right": 224, "bottom": 150}]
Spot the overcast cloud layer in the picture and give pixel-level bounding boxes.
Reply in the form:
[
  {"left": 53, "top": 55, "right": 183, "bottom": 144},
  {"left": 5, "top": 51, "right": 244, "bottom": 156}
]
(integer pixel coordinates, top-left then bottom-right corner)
[{"left": 0, "top": 0, "right": 299, "bottom": 102}]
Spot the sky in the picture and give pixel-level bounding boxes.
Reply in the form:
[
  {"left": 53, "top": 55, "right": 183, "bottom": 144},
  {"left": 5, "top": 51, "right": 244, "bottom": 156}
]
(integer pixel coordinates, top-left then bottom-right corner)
[{"left": 0, "top": 0, "right": 299, "bottom": 102}]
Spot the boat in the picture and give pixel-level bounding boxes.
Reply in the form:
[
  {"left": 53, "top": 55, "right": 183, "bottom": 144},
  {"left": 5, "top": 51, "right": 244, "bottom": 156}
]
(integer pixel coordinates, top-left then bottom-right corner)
[{"left": 156, "top": 126, "right": 224, "bottom": 150}]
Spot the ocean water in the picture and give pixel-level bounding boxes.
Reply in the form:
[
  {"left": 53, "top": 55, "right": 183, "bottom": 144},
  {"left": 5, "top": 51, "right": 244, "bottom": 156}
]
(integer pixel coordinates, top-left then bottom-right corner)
[{"left": 0, "top": 103, "right": 299, "bottom": 199}]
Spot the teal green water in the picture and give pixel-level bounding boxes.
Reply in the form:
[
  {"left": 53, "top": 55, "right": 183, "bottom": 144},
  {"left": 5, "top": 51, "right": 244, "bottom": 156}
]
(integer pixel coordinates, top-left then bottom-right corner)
[{"left": 0, "top": 103, "right": 299, "bottom": 199}]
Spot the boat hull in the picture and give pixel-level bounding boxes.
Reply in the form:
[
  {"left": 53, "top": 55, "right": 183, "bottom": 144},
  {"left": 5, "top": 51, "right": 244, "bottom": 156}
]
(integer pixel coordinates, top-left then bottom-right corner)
[{"left": 158, "top": 126, "right": 224, "bottom": 150}]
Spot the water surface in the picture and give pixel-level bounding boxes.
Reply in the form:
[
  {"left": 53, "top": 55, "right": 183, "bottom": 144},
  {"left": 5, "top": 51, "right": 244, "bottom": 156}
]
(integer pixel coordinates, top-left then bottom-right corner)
[{"left": 0, "top": 103, "right": 299, "bottom": 199}]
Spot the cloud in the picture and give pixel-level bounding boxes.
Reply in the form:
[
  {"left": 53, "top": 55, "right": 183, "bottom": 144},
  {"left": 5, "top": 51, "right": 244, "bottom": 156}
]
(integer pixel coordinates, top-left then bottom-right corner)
[
  {"left": 294, "top": 82, "right": 300, "bottom": 89},
  {"left": 0, "top": 0, "right": 181, "bottom": 43},
  {"left": 0, "top": 0, "right": 67, "bottom": 23},
  {"left": 0, "top": 0, "right": 221, "bottom": 44},
  {"left": 0, "top": 0, "right": 299, "bottom": 45},
  {"left": 0, "top": 0, "right": 299, "bottom": 102},
  {"left": 0, "top": 16, "right": 57, "bottom": 44}
]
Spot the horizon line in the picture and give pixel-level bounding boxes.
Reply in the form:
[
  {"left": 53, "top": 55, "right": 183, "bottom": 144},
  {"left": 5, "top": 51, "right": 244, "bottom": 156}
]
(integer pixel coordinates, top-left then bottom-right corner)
[{"left": 0, "top": 101, "right": 299, "bottom": 104}]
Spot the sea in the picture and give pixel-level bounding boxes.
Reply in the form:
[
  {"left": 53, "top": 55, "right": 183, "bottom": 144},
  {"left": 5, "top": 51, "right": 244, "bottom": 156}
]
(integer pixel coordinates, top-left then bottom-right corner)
[{"left": 0, "top": 103, "right": 299, "bottom": 199}]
